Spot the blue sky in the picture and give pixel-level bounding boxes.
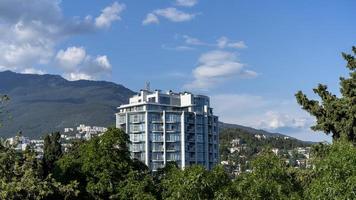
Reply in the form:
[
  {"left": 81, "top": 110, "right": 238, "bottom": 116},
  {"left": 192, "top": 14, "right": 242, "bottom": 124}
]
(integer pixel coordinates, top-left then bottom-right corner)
[{"left": 0, "top": 0, "right": 355, "bottom": 141}]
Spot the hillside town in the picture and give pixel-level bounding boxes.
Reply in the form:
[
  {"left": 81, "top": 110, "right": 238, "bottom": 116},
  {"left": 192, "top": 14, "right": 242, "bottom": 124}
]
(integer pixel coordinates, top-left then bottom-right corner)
[
  {"left": 6, "top": 124, "right": 108, "bottom": 157},
  {"left": 220, "top": 133, "right": 312, "bottom": 176}
]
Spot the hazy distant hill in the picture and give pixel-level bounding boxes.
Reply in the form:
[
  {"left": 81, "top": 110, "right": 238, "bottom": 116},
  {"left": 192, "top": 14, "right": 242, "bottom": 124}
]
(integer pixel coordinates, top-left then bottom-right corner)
[
  {"left": 219, "top": 122, "right": 314, "bottom": 144},
  {"left": 0, "top": 71, "right": 135, "bottom": 138}
]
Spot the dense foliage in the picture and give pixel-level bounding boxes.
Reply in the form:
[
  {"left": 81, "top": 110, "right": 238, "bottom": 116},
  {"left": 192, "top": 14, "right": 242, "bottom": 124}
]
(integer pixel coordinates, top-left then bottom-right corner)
[
  {"left": 0, "top": 139, "right": 78, "bottom": 199},
  {"left": 0, "top": 127, "right": 355, "bottom": 199}
]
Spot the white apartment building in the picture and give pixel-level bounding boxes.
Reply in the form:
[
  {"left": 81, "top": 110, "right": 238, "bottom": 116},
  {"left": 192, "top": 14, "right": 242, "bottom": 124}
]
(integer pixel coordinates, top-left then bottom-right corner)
[{"left": 116, "top": 89, "right": 219, "bottom": 171}]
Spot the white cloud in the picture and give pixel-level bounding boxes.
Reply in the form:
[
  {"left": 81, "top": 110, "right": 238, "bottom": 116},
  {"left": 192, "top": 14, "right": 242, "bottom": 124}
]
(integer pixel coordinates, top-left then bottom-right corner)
[
  {"left": 183, "top": 35, "right": 206, "bottom": 45},
  {"left": 142, "top": 13, "right": 159, "bottom": 25},
  {"left": 0, "top": 0, "right": 121, "bottom": 76},
  {"left": 56, "top": 46, "right": 112, "bottom": 81},
  {"left": 257, "top": 111, "right": 309, "bottom": 130},
  {"left": 185, "top": 51, "right": 257, "bottom": 89},
  {"left": 56, "top": 46, "right": 86, "bottom": 70},
  {"left": 228, "top": 41, "right": 247, "bottom": 49},
  {"left": 143, "top": 8, "right": 196, "bottom": 25},
  {"left": 176, "top": 0, "right": 198, "bottom": 7},
  {"left": 211, "top": 94, "right": 330, "bottom": 142},
  {"left": 217, "top": 36, "right": 247, "bottom": 49},
  {"left": 65, "top": 72, "right": 93, "bottom": 81},
  {"left": 161, "top": 44, "right": 195, "bottom": 51},
  {"left": 172, "top": 35, "right": 246, "bottom": 49},
  {"left": 21, "top": 68, "right": 46, "bottom": 75},
  {"left": 95, "top": 2, "right": 125, "bottom": 28}
]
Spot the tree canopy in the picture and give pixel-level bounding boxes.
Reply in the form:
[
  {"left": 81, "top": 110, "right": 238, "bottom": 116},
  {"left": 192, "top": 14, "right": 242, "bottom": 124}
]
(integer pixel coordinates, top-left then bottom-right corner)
[
  {"left": 295, "top": 47, "right": 356, "bottom": 141},
  {"left": 0, "top": 95, "right": 9, "bottom": 128}
]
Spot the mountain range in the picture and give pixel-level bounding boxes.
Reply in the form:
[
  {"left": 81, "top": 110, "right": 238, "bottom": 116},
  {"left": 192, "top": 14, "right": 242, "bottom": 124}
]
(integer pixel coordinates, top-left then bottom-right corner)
[
  {"left": 0, "top": 71, "right": 134, "bottom": 138},
  {"left": 0, "top": 71, "right": 309, "bottom": 143}
]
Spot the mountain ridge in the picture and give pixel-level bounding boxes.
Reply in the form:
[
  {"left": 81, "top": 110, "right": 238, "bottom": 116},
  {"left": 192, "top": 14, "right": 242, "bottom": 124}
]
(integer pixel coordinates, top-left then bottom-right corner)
[{"left": 0, "top": 71, "right": 309, "bottom": 143}]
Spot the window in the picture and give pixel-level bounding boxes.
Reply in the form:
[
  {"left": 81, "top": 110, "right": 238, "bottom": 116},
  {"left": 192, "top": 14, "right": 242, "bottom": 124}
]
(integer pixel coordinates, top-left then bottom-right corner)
[
  {"left": 132, "top": 152, "right": 145, "bottom": 162},
  {"left": 150, "top": 113, "right": 162, "bottom": 122},
  {"left": 166, "top": 114, "right": 181, "bottom": 123},
  {"left": 148, "top": 97, "right": 156, "bottom": 103},
  {"left": 118, "top": 115, "right": 126, "bottom": 124},
  {"left": 129, "top": 114, "right": 145, "bottom": 123},
  {"left": 166, "top": 143, "right": 180, "bottom": 151},
  {"left": 159, "top": 96, "right": 170, "bottom": 104},
  {"left": 151, "top": 152, "right": 163, "bottom": 160},
  {"left": 151, "top": 162, "right": 164, "bottom": 171},
  {"left": 130, "top": 134, "right": 145, "bottom": 142},
  {"left": 152, "top": 143, "right": 163, "bottom": 151},
  {"left": 166, "top": 133, "right": 180, "bottom": 142},
  {"left": 167, "top": 153, "right": 180, "bottom": 161},
  {"left": 166, "top": 124, "right": 180, "bottom": 131},
  {"left": 129, "top": 124, "right": 145, "bottom": 132},
  {"left": 130, "top": 143, "right": 145, "bottom": 152},
  {"left": 151, "top": 133, "right": 163, "bottom": 142},
  {"left": 151, "top": 124, "right": 163, "bottom": 131}
]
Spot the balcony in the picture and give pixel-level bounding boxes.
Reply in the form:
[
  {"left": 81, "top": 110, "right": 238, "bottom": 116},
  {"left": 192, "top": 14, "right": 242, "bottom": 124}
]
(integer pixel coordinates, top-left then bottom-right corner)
[
  {"left": 151, "top": 155, "right": 163, "bottom": 161},
  {"left": 151, "top": 139, "right": 163, "bottom": 143},
  {"left": 152, "top": 148, "right": 164, "bottom": 152},
  {"left": 131, "top": 130, "right": 144, "bottom": 134},
  {"left": 166, "top": 138, "right": 180, "bottom": 142},
  {"left": 166, "top": 120, "right": 179, "bottom": 123},
  {"left": 166, "top": 129, "right": 179, "bottom": 133}
]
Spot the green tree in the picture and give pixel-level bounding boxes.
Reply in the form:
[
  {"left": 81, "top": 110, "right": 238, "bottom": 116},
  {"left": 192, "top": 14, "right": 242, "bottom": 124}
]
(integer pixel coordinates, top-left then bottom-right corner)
[
  {"left": 0, "top": 140, "right": 78, "bottom": 200},
  {"left": 305, "top": 139, "right": 356, "bottom": 199},
  {"left": 0, "top": 94, "right": 9, "bottom": 128},
  {"left": 161, "top": 165, "right": 230, "bottom": 200},
  {"left": 55, "top": 127, "right": 156, "bottom": 199},
  {"left": 295, "top": 47, "right": 356, "bottom": 141},
  {"left": 220, "top": 150, "right": 302, "bottom": 200},
  {"left": 42, "top": 132, "right": 62, "bottom": 177}
]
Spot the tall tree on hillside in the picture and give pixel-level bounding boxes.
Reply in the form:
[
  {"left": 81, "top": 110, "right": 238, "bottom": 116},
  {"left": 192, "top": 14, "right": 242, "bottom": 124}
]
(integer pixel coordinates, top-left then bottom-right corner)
[
  {"left": 0, "top": 95, "right": 9, "bottom": 128},
  {"left": 55, "top": 127, "right": 157, "bottom": 199},
  {"left": 0, "top": 139, "right": 78, "bottom": 199},
  {"left": 295, "top": 47, "right": 356, "bottom": 141},
  {"left": 43, "top": 132, "right": 62, "bottom": 177}
]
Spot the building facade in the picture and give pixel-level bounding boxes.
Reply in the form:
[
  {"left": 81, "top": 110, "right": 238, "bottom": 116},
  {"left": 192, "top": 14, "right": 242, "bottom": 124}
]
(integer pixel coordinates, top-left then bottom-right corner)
[{"left": 116, "top": 89, "right": 219, "bottom": 171}]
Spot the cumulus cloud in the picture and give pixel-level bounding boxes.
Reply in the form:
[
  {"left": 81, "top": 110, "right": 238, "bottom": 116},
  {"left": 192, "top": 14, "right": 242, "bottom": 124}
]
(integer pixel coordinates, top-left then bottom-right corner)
[
  {"left": 175, "top": 0, "right": 198, "bottom": 7},
  {"left": 56, "top": 47, "right": 86, "bottom": 70},
  {"left": 0, "top": 0, "right": 123, "bottom": 77},
  {"left": 56, "top": 46, "right": 112, "bottom": 81},
  {"left": 211, "top": 94, "right": 329, "bottom": 142},
  {"left": 257, "top": 111, "right": 310, "bottom": 131},
  {"left": 142, "top": 13, "right": 159, "bottom": 25},
  {"left": 95, "top": 2, "right": 125, "bottom": 28},
  {"left": 143, "top": 7, "right": 196, "bottom": 25},
  {"left": 185, "top": 51, "right": 257, "bottom": 90}
]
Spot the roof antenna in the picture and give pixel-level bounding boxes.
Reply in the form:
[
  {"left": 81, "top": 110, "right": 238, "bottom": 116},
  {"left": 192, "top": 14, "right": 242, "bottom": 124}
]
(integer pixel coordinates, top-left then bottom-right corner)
[{"left": 145, "top": 81, "right": 151, "bottom": 91}]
